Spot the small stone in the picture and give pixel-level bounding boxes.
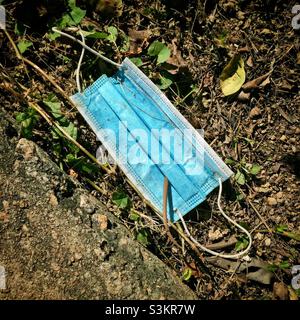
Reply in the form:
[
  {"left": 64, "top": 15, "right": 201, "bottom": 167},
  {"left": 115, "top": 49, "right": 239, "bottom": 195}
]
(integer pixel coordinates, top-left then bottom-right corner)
[
  {"left": 267, "top": 197, "right": 277, "bottom": 206},
  {"left": 94, "top": 248, "right": 101, "bottom": 257},
  {"left": 249, "top": 106, "right": 261, "bottom": 118},
  {"left": 22, "top": 224, "right": 29, "bottom": 233},
  {"left": 49, "top": 194, "right": 58, "bottom": 207},
  {"left": 237, "top": 11, "right": 245, "bottom": 20},
  {"left": 51, "top": 262, "right": 60, "bottom": 272},
  {"left": 256, "top": 249, "right": 263, "bottom": 256},
  {"left": 74, "top": 253, "right": 82, "bottom": 261},
  {"left": 254, "top": 186, "right": 271, "bottom": 193},
  {"left": 264, "top": 238, "right": 271, "bottom": 246},
  {"left": 276, "top": 192, "right": 283, "bottom": 199},
  {"left": 2, "top": 200, "right": 9, "bottom": 210},
  {"left": 95, "top": 214, "right": 108, "bottom": 231},
  {"left": 79, "top": 194, "right": 95, "bottom": 214},
  {"left": 208, "top": 228, "right": 223, "bottom": 241},
  {"left": 99, "top": 215, "right": 108, "bottom": 231},
  {"left": 255, "top": 232, "right": 264, "bottom": 240},
  {"left": 238, "top": 91, "right": 251, "bottom": 102},
  {"left": 16, "top": 139, "right": 35, "bottom": 160},
  {"left": 0, "top": 211, "right": 9, "bottom": 222},
  {"left": 279, "top": 135, "right": 287, "bottom": 141}
]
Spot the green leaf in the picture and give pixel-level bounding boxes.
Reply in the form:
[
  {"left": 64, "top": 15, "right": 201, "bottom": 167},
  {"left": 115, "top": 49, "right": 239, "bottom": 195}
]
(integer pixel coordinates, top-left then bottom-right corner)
[
  {"left": 47, "top": 32, "right": 61, "bottom": 41},
  {"left": 148, "top": 41, "right": 171, "bottom": 64},
  {"left": 85, "top": 31, "right": 109, "bottom": 39},
  {"left": 69, "top": 6, "right": 86, "bottom": 25},
  {"left": 235, "top": 170, "right": 246, "bottom": 185},
  {"left": 17, "top": 40, "right": 33, "bottom": 54},
  {"left": 63, "top": 122, "right": 78, "bottom": 140},
  {"left": 275, "top": 225, "right": 288, "bottom": 233},
  {"left": 281, "top": 231, "right": 300, "bottom": 242},
  {"left": 68, "top": 0, "right": 76, "bottom": 7},
  {"left": 107, "top": 26, "right": 118, "bottom": 43},
  {"left": 16, "top": 108, "right": 39, "bottom": 138},
  {"left": 66, "top": 153, "right": 76, "bottom": 163},
  {"left": 56, "top": 0, "right": 86, "bottom": 29},
  {"left": 43, "top": 100, "right": 63, "bottom": 120},
  {"left": 236, "top": 193, "right": 244, "bottom": 201},
  {"left": 112, "top": 190, "right": 131, "bottom": 209},
  {"left": 267, "top": 264, "right": 278, "bottom": 273},
  {"left": 235, "top": 237, "right": 249, "bottom": 251},
  {"left": 239, "top": 221, "right": 250, "bottom": 230},
  {"left": 182, "top": 268, "right": 193, "bottom": 281},
  {"left": 279, "top": 261, "right": 290, "bottom": 270},
  {"left": 129, "top": 210, "right": 140, "bottom": 221},
  {"left": 225, "top": 158, "right": 236, "bottom": 165},
  {"left": 14, "top": 22, "right": 25, "bottom": 36},
  {"left": 220, "top": 54, "right": 246, "bottom": 96},
  {"left": 157, "top": 76, "right": 173, "bottom": 90},
  {"left": 250, "top": 163, "right": 262, "bottom": 175},
  {"left": 137, "top": 229, "right": 149, "bottom": 246},
  {"left": 81, "top": 162, "right": 98, "bottom": 174},
  {"left": 120, "top": 34, "right": 130, "bottom": 52},
  {"left": 16, "top": 112, "right": 27, "bottom": 122},
  {"left": 157, "top": 46, "right": 171, "bottom": 64},
  {"left": 130, "top": 57, "right": 143, "bottom": 67},
  {"left": 295, "top": 289, "right": 300, "bottom": 297}
]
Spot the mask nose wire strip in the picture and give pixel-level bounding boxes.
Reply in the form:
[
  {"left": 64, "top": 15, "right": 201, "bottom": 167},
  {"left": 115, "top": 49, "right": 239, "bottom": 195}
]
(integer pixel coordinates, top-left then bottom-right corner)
[
  {"left": 52, "top": 27, "right": 122, "bottom": 68},
  {"left": 76, "top": 30, "right": 85, "bottom": 93},
  {"left": 177, "top": 178, "right": 252, "bottom": 259}
]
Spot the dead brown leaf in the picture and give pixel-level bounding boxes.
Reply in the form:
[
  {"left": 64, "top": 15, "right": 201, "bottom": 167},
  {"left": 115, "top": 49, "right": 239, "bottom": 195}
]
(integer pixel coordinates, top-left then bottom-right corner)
[
  {"left": 249, "top": 106, "right": 261, "bottom": 118},
  {"left": 246, "top": 56, "right": 254, "bottom": 67},
  {"left": 273, "top": 282, "right": 289, "bottom": 300},
  {"left": 166, "top": 39, "right": 187, "bottom": 75},
  {"left": 242, "top": 71, "right": 272, "bottom": 91},
  {"left": 237, "top": 91, "right": 251, "bottom": 102},
  {"left": 288, "top": 287, "right": 299, "bottom": 300},
  {"left": 127, "top": 29, "right": 152, "bottom": 56}
]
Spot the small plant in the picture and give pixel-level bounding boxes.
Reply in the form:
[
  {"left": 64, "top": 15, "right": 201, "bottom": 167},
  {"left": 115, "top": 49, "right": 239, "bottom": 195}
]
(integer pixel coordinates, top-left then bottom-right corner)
[
  {"left": 16, "top": 108, "right": 39, "bottom": 138},
  {"left": 182, "top": 267, "right": 193, "bottom": 281},
  {"left": 235, "top": 235, "right": 249, "bottom": 251},
  {"left": 147, "top": 41, "right": 171, "bottom": 65},
  {"left": 48, "top": 0, "right": 86, "bottom": 40},
  {"left": 136, "top": 229, "right": 150, "bottom": 246},
  {"left": 267, "top": 260, "right": 291, "bottom": 273},
  {"left": 112, "top": 189, "right": 131, "bottom": 210},
  {"left": 275, "top": 225, "right": 300, "bottom": 242},
  {"left": 17, "top": 40, "right": 33, "bottom": 54},
  {"left": 225, "top": 157, "right": 262, "bottom": 186}
]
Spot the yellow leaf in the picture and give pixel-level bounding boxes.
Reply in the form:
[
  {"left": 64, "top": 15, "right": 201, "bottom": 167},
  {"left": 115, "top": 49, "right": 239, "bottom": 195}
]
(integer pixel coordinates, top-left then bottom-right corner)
[{"left": 220, "top": 54, "right": 246, "bottom": 96}]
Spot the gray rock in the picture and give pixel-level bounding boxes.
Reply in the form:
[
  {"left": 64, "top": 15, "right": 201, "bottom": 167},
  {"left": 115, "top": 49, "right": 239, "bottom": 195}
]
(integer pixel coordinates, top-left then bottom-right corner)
[{"left": 0, "top": 115, "right": 196, "bottom": 300}]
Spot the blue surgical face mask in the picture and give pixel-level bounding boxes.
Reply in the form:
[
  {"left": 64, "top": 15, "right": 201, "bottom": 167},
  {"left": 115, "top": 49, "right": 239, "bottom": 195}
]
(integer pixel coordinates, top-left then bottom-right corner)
[
  {"left": 53, "top": 27, "right": 252, "bottom": 260},
  {"left": 70, "top": 57, "right": 233, "bottom": 222}
]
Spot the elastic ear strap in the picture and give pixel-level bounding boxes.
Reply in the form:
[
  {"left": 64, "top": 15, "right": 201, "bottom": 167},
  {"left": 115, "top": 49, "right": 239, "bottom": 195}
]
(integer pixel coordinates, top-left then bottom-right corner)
[
  {"left": 76, "top": 30, "right": 85, "bottom": 93},
  {"left": 52, "top": 27, "right": 122, "bottom": 68},
  {"left": 178, "top": 178, "right": 252, "bottom": 259}
]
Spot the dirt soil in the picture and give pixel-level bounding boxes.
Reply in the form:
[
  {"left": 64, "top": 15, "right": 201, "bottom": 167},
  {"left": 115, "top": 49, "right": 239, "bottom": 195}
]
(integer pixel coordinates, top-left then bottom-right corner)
[{"left": 0, "top": 0, "right": 299, "bottom": 300}]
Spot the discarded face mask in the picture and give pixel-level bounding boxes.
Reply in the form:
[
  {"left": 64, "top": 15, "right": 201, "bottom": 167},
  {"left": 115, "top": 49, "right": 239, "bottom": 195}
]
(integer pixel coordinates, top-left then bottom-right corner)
[
  {"left": 71, "top": 56, "right": 233, "bottom": 222},
  {"left": 53, "top": 28, "right": 252, "bottom": 259}
]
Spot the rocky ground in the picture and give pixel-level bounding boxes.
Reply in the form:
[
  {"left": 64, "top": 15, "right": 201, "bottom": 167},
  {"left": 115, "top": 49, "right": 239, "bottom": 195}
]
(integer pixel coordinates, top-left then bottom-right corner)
[
  {"left": 0, "top": 0, "right": 299, "bottom": 299},
  {"left": 0, "top": 114, "right": 196, "bottom": 299}
]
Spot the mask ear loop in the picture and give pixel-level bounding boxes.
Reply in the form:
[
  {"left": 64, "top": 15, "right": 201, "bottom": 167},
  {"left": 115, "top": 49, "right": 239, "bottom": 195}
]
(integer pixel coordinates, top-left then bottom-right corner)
[
  {"left": 76, "top": 30, "right": 85, "bottom": 93},
  {"left": 177, "top": 178, "right": 252, "bottom": 260},
  {"left": 53, "top": 27, "right": 122, "bottom": 93},
  {"left": 52, "top": 27, "right": 122, "bottom": 68}
]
